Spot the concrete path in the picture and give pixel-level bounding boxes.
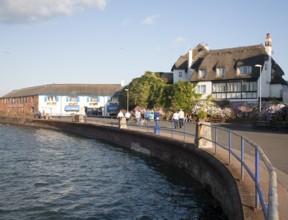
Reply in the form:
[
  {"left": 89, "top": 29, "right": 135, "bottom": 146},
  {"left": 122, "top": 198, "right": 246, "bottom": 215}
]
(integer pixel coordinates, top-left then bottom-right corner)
[{"left": 216, "top": 123, "right": 288, "bottom": 175}]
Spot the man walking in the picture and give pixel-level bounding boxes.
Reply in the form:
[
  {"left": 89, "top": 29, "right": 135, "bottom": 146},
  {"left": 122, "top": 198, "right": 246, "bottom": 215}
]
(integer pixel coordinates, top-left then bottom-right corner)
[
  {"left": 179, "top": 109, "right": 185, "bottom": 128},
  {"left": 172, "top": 111, "right": 179, "bottom": 129}
]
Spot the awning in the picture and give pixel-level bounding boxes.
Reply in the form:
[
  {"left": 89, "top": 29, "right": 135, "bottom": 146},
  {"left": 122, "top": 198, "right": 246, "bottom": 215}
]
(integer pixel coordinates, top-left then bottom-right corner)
[{"left": 65, "top": 105, "right": 80, "bottom": 111}]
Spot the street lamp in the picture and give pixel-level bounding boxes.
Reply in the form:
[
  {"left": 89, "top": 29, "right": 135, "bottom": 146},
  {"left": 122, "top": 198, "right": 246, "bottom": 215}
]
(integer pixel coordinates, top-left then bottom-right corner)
[
  {"left": 255, "top": 64, "right": 262, "bottom": 112},
  {"left": 125, "top": 88, "right": 129, "bottom": 112}
]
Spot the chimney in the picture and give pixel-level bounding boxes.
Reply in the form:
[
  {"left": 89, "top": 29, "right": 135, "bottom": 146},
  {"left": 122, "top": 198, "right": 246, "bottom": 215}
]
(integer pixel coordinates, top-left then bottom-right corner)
[
  {"left": 188, "top": 49, "right": 193, "bottom": 69},
  {"left": 120, "top": 79, "right": 125, "bottom": 87},
  {"left": 204, "top": 44, "right": 209, "bottom": 51},
  {"left": 265, "top": 33, "right": 272, "bottom": 56}
]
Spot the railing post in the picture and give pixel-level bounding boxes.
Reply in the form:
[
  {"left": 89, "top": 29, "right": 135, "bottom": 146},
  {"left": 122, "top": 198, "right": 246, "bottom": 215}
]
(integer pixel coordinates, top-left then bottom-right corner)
[
  {"left": 171, "top": 120, "right": 174, "bottom": 139},
  {"left": 184, "top": 120, "right": 186, "bottom": 142},
  {"left": 268, "top": 170, "right": 279, "bottom": 220},
  {"left": 255, "top": 149, "right": 260, "bottom": 209},
  {"left": 241, "top": 137, "right": 245, "bottom": 180},
  {"left": 195, "top": 123, "right": 199, "bottom": 147},
  {"left": 214, "top": 127, "right": 218, "bottom": 154},
  {"left": 228, "top": 131, "right": 232, "bottom": 164}
]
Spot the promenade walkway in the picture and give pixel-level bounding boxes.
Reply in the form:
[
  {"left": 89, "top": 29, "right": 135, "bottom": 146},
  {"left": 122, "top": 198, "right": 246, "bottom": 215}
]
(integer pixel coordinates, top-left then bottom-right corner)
[{"left": 83, "top": 117, "right": 288, "bottom": 219}]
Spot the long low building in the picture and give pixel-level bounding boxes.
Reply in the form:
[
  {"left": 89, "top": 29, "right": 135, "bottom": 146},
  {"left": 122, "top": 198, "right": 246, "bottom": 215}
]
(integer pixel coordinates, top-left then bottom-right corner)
[{"left": 0, "top": 83, "right": 123, "bottom": 117}]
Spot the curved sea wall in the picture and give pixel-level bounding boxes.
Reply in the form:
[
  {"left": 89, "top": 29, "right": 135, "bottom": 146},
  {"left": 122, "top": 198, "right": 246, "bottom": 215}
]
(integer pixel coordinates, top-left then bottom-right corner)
[{"left": 25, "top": 119, "right": 243, "bottom": 220}]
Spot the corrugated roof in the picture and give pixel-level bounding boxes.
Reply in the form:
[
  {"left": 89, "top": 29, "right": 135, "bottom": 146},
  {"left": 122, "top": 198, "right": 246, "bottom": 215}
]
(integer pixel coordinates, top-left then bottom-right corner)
[{"left": 1, "top": 84, "right": 123, "bottom": 98}]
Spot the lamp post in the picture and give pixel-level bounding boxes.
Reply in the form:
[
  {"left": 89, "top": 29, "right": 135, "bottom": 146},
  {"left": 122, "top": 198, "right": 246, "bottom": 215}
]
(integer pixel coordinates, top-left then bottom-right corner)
[
  {"left": 125, "top": 88, "right": 129, "bottom": 112},
  {"left": 255, "top": 64, "right": 262, "bottom": 112}
]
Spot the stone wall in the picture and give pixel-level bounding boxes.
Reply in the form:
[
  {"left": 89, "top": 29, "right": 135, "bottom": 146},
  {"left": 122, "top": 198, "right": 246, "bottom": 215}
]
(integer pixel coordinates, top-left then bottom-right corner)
[{"left": 29, "top": 119, "right": 243, "bottom": 220}]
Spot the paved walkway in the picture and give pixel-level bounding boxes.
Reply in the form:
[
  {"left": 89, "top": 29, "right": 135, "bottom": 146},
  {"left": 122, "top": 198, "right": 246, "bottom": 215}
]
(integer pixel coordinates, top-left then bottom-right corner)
[
  {"left": 216, "top": 123, "right": 288, "bottom": 175},
  {"left": 85, "top": 118, "right": 288, "bottom": 219},
  {"left": 152, "top": 121, "right": 288, "bottom": 220}
]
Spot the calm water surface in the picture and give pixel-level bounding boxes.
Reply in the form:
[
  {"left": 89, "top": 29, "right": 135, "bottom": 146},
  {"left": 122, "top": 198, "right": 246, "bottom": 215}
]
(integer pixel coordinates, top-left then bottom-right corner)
[{"left": 0, "top": 125, "right": 227, "bottom": 220}]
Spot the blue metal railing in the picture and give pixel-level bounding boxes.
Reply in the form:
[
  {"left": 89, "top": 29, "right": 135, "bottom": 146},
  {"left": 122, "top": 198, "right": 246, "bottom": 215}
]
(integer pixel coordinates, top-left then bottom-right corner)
[
  {"left": 83, "top": 116, "right": 278, "bottom": 220},
  {"left": 197, "top": 123, "right": 278, "bottom": 220}
]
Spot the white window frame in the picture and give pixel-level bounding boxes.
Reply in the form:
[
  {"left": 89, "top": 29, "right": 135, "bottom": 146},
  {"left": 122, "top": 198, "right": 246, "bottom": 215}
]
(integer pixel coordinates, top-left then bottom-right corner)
[
  {"left": 197, "top": 85, "right": 206, "bottom": 94},
  {"left": 237, "top": 66, "right": 252, "bottom": 75},
  {"left": 90, "top": 96, "right": 98, "bottom": 102},
  {"left": 68, "top": 96, "right": 78, "bottom": 102},
  {"left": 199, "top": 69, "right": 206, "bottom": 78},
  {"left": 47, "top": 96, "right": 56, "bottom": 102},
  {"left": 216, "top": 67, "right": 226, "bottom": 77}
]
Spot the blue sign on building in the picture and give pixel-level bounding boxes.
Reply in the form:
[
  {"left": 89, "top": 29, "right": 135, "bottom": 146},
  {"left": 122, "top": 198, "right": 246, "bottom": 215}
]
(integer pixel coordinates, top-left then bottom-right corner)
[
  {"left": 65, "top": 105, "right": 80, "bottom": 111},
  {"left": 107, "top": 105, "right": 119, "bottom": 112}
]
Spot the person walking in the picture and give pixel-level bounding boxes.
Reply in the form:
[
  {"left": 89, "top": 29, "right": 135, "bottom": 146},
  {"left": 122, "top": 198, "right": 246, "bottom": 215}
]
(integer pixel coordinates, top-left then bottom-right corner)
[
  {"left": 117, "top": 110, "right": 124, "bottom": 118},
  {"left": 125, "top": 111, "right": 131, "bottom": 126},
  {"left": 135, "top": 109, "right": 141, "bottom": 126},
  {"left": 172, "top": 111, "right": 179, "bottom": 129},
  {"left": 179, "top": 109, "right": 185, "bottom": 128}
]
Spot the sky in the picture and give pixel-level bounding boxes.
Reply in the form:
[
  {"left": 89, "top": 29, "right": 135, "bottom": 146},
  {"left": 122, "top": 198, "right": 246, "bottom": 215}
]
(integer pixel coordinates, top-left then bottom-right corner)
[{"left": 0, "top": 0, "right": 287, "bottom": 96}]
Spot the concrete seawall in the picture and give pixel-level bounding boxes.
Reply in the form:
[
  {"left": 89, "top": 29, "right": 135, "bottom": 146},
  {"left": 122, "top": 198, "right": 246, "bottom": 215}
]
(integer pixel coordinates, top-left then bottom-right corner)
[{"left": 29, "top": 119, "right": 244, "bottom": 220}]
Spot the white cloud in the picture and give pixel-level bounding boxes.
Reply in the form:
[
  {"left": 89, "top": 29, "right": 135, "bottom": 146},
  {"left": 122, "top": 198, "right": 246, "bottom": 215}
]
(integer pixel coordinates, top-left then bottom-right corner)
[
  {"left": 141, "top": 14, "right": 159, "bottom": 25},
  {"left": 0, "top": 0, "right": 107, "bottom": 24},
  {"left": 175, "top": 36, "right": 187, "bottom": 44}
]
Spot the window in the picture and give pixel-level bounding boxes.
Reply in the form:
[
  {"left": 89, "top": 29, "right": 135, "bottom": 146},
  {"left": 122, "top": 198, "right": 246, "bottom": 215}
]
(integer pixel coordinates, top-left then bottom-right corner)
[
  {"left": 24, "top": 97, "right": 28, "bottom": 103},
  {"left": 197, "top": 85, "right": 206, "bottom": 94},
  {"left": 216, "top": 68, "right": 226, "bottom": 77},
  {"left": 179, "top": 72, "right": 182, "bottom": 77},
  {"left": 68, "top": 96, "right": 78, "bottom": 102},
  {"left": 199, "top": 69, "right": 206, "bottom": 78},
  {"left": 212, "top": 81, "right": 257, "bottom": 100},
  {"left": 90, "top": 96, "right": 98, "bottom": 102},
  {"left": 237, "top": 66, "right": 252, "bottom": 75},
  {"left": 47, "top": 96, "right": 56, "bottom": 102},
  {"left": 18, "top": 97, "right": 22, "bottom": 103},
  {"left": 212, "top": 83, "right": 226, "bottom": 92},
  {"left": 227, "top": 82, "right": 241, "bottom": 92}
]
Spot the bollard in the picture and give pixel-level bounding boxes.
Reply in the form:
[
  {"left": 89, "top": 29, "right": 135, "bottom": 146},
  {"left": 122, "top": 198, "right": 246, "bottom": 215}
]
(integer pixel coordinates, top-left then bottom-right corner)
[
  {"left": 197, "top": 122, "right": 213, "bottom": 148},
  {"left": 154, "top": 119, "right": 160, "bottom": 135},
  {"left": 119, "top": 117, "right": 127, "bottom": 129}
]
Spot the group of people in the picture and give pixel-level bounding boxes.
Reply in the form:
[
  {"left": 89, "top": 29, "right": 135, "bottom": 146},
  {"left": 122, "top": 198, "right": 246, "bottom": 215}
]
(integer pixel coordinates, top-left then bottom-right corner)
[
  {"left": 172, "top": 109, "right": 185, "bottom": 129},
  {"left": 117, "top": 110, "right": 131, "bottom": 125},
  {"left": 117, "top": 108, "right": 186, "bottom": 129},
  {"left": 117, "top": 109, "right": 160, "bottom": 126}
]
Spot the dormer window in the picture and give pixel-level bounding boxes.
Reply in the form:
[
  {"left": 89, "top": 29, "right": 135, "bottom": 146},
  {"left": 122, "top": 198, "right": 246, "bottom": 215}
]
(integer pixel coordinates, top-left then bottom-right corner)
[
  {"left": 238, "top": 66, "right": 252, "bottom": 75},
  {"left": 199, "top": 69, "right": 206, "bottom": 78},
  {"left": 216, "top": 67, "right": 226, "bottom": 77}
]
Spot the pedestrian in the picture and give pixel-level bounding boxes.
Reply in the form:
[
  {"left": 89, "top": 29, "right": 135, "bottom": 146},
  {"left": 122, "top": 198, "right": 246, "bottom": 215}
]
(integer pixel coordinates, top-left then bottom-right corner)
[
  {"left": 179, "top": 109, "right": 185, "bottom": 128},
  {"left": 135, "top": 109, "right": 141, "bottom": 126},
  {"left": 125, "top": 111, "right": 131, "bottom": 125},
  {"left": 172, "top": 111, "right": 179, "bottom": 129},
  {"left": 117, "top": 110, "right": 124, "bottom": 118}
]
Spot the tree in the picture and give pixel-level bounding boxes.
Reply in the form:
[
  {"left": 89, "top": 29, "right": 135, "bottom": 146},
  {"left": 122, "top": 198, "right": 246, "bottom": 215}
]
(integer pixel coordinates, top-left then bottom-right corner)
[
  {"left": 119, "top": 73, "right": 200, "bottom": 114},
  {"left": 119, "top": 71, "right": 166, "bottom": 110},
  {"left": 164, "top": 80, "right": 200, "bottom": 113}
]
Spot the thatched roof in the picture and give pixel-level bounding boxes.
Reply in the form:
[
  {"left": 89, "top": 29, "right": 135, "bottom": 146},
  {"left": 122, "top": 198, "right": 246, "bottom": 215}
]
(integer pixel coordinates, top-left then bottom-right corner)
[
  {"left": 1, "top": 84, "right": 123, "bottom": 98},
  {"left": 172, "top": 44, "right": 287, "bottom": 85}
]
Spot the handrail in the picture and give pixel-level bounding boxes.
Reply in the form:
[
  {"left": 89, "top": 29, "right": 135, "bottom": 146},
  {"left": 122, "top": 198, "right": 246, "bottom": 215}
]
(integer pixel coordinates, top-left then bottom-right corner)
[
  {"left": 198, "top": 123, "right": 279, "bottom": 220},
  {"left": 83, "top": 116, "right": 279, "bottom": 219}
]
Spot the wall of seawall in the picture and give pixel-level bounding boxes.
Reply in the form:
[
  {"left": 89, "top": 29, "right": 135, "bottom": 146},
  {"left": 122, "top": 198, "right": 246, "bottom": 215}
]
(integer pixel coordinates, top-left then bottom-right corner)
[{"left": 29, "top": 119, "right": 243, "bottom": 220}]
